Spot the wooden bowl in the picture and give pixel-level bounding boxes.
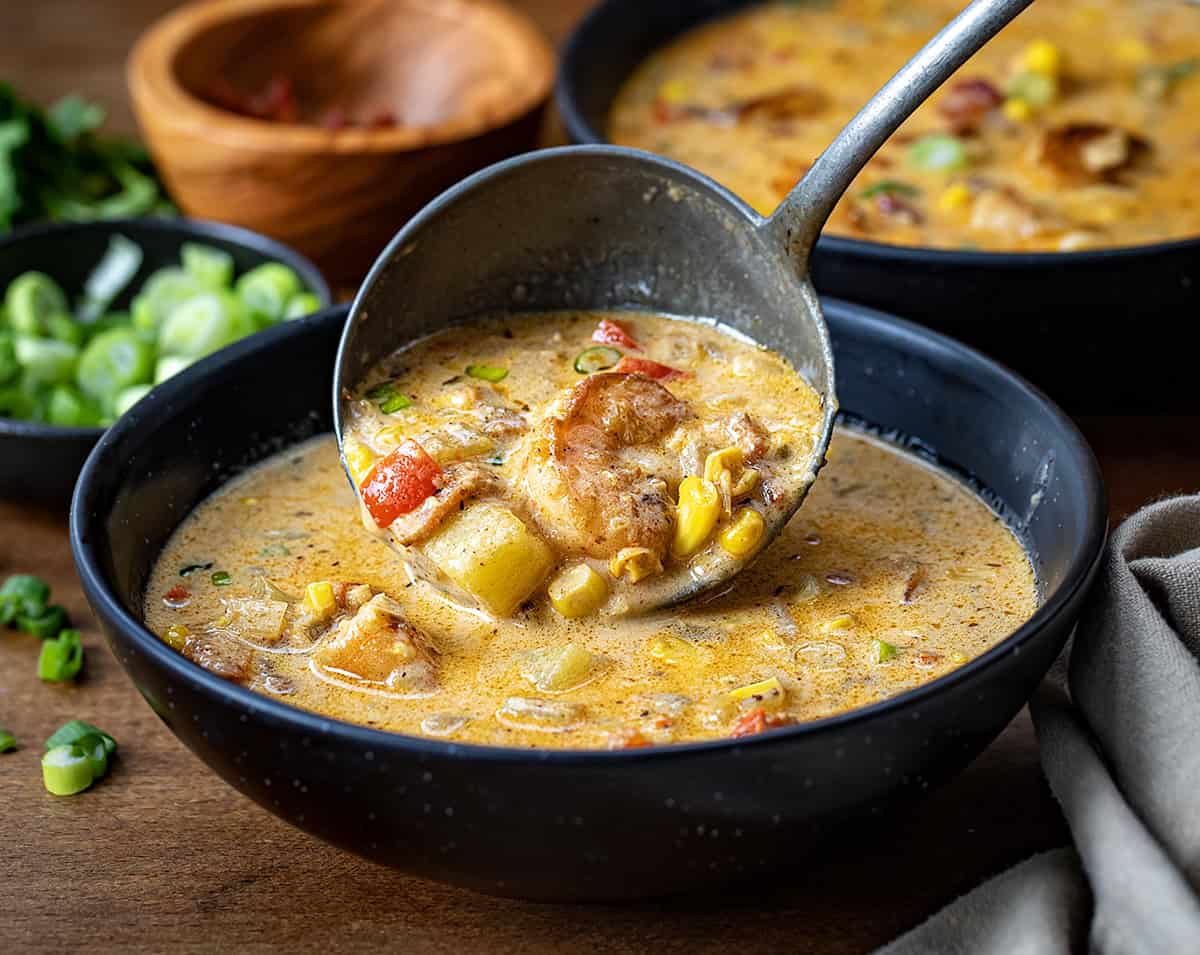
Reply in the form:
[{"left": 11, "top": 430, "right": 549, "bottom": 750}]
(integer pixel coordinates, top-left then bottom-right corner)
[{"left": 128, "top": 0, "right": 554, "bottom": 285}]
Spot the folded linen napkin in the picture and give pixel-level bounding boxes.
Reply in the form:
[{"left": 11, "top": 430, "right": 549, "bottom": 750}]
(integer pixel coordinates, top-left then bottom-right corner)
[{"left": 879, "top": 496, "right": 1200, "bottom": 955}]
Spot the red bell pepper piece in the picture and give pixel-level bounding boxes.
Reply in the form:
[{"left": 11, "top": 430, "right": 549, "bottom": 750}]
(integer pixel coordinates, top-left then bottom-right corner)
[
  {"left": 613, "top": 355, "right": 685, "bottom": 381},
  {"left": 360, "top": 439, "right": 442, "bottom": 529},
  {"left": 592, "top": 318, "right": 639, "bottom": 350}
]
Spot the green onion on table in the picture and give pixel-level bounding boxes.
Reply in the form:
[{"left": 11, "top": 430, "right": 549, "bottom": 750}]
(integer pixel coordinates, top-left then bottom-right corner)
[
  {"left": 0, "top": 237, "right": 317, "bottom": 427},
  {"left": 41, "top": 720, "right": 118, "bottom": 796}
]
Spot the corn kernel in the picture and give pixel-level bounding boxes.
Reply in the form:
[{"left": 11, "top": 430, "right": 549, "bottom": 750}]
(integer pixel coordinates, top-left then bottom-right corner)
[
  {"left": 648, "top": 633, "right": 704, "bottom": 666},
  {"left": 304, "top": 581, "right": 336, "bottom": 618},
  {"left": 609, "top": 547, "right": 663, "bottom": 584},
  {"left": 1114, "top": 39, "right": 1151, "bottom": 67},
  {"left": 548, "top": 564, "right": 609, "bottom": 618},
  {"left": 727, "top": 676, "right": 786, "bottom": 711},
  {"left": 1020, "top": 40, "right": 1062, "bottom": 76},
  {"left": 163, "top": 624, "right": 189, "bottom": 650},
  {"left": 672, "top": 476, "right": 721, "bottom": 559},
  {"left": 344, "top": 441, "right": 376, "bottom": 486},
  {"left": 704, "top": 446, "right": 743, "bottom": 484},
  {"left": 718, "top": 508, "right": 765, "bottom": 558},
  {"left": 822, "top": 613, "right": 856, "bottom": 633},
  {"left": 657, "top": 79, "right": 691, "bottom": 104},
  {"left": 1003, "top": 97, "right": 1034, "bottom": 123},
  {"left": 937, "top": 183, "right": 972, "bottom": 213},
  {"left": 951, "top": 651, "right": 969, "bottom": 665},
  {"left": 704, "top": 446, "right": 758, "bottom": 513},
  {"left": 240, "top": 496, "right": 259, "bottom": 506}
]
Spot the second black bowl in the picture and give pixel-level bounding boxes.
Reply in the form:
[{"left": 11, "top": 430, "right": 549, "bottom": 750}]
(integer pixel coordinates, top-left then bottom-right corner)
[
  {"left": 71, "top": 302, "right": 1105, "bottom": 900},
  {"left": 556, "top": 0, "right": 1200, "bottom": 413},
  {"left": 0, "top": 217, "right": 331, "bottom": 506}
]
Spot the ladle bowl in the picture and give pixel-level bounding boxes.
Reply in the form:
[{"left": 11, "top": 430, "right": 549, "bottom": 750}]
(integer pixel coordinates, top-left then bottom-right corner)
[{"left": 334, "top": 0, "right": 1035, "bottom": 609}]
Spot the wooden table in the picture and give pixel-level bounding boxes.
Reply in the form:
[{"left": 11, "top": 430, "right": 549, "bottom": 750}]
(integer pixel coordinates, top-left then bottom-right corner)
[{"left": 2, "top": 3, "right": 1199, "bottom": 951}]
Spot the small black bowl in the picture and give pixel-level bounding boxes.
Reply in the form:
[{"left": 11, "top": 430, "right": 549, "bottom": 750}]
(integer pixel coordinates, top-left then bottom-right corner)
[
  {"left": 71, "top": 302, "right": 1105, "bottom": 901},
  {"left": 0, "top": 217, "right": 331, "bottom": 506},
  {"left": 556, "top": 0, "right": 1200, "bottom": 413}
]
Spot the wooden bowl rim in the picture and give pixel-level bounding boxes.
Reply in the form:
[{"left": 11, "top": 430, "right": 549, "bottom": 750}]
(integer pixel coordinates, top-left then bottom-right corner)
[{"left": 127, "top": 0, "right": 555, "bottom": 153}]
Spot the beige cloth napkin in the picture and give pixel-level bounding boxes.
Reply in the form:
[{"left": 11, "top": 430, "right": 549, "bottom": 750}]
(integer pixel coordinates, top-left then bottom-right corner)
[{"left": 879, "top": 496, "right": 1200, "bottom": 954}]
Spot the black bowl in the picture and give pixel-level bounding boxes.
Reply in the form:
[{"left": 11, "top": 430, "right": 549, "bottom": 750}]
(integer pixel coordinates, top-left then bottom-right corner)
[
  {"left": 71, "top": 302, "right": 1105, "bottom": 901},
  {"left": 0, "top": 217, "right": 331, "bottom": 506},
  {"left": 556, "top": 0, "right": 1200, "bottom": 414}
]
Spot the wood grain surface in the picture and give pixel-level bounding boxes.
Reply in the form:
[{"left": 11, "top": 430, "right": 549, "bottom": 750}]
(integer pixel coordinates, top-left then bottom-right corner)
[{"left": 1, "top": 2, "right": 1199, "bottom": 952}]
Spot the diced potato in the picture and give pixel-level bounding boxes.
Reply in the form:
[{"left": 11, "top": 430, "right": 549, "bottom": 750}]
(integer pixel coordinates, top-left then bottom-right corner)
[
  {"left": 310, "top": 593, "right": 436, "bottom": 695},
  {"left": 423, "top": 502, "right": 554, "bottom": 616},
  {"left": 519, "top": 643, "right": 602, "bottom": 692},
  {"left": 726, "top": 676, "right": 786, "bottom": 712},
  {"left": 343, "top": 440, "right": 376, "bottom": 486},
  {"left": 548, "top": 563, "right": 608, "bottom": 618},
  {"left": 304, "top": 581, "right": 336, "bottom": 619}
]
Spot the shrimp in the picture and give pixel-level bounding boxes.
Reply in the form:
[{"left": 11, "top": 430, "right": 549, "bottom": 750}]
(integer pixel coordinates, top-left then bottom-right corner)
[
  {"left": 310, "top": 592, "right": 437, "bottom": 696},
  {"left": 514, "top": 373, "right": 690, "bottom": 561}
]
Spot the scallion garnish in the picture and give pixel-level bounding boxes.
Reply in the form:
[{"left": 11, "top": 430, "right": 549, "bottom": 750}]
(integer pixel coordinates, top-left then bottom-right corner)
[
  {"left": 42, "top": 744, "right": 95, "bottom": 796},
  {"left": 18, "top": 604, "right": 68, "bottom": 639},
  {"left": 211, "top": 571, "right": 232, "bottom": 587},
  {"left": 465, "top": 363, "right": 509, "bottom": 383},
  {"left": 46, "top": 719, "right": 116, "bottom": 755},
  {"left": 366, "top": 380, "right": 413, "bottom": 413},
  {"left": 573, "top": 346, "right": 622, "bottom": 374},
  {"left": 0, "top": 573, "right": 50, "bottom": 625},
  {"left": 37, "top": 628, "right": 83, "bottom": 682},
  {"left": 907, "top": 133, "right": 969, "bottom": 172},
  {"left": 0, "top": 729, "right": 16, "bottom": 753}
]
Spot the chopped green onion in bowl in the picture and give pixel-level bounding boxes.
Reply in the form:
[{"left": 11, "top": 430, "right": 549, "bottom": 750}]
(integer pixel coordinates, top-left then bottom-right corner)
[{"left": 0, "top": 236, "right": 319, "bottom": 429}]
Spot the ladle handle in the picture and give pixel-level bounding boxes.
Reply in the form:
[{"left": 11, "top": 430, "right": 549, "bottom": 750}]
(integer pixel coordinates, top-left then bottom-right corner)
[{"left": 768, "top": 0, "right": 1034, "bottom": 261}]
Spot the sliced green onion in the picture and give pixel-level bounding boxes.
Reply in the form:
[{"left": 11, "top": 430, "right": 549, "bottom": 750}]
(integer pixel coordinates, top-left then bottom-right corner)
[
  {"left": 45, "top": 313, "right": 85, "bottom": 347},
  {"left": 0, "top": 729, "right": 15, "bottom": 753},
  {"left": 79, "top": 234, "right": 143, "bottom": 323},
  {"left": 0, "top": 333, "right": 18, "bottom": 385},
  {"left": 872, "top": 639, "right": 898, "bottom": 663},
  {"left": 17, "top": 604, "right": 68, "bottom": 639},
  {"left": 860, "top": 180, "right": 921, "bottom": 200},
  {"left": 907, "top": 133, "right": 969, "bottom": 172},
  {"left": 76, "top": 327, "right": 155, "bottom": 402},
  {"left": 366, "top": 380, "right": 413, "bottom": 413},
  {"left": 573, "top": 346, "right": 622, "bottom": 374},
  {"left": 130, "top": 268, "right": 202, "bottom": 334},
  {"left": 45, "top": 719, "right": 116, "bottom": 755},
  {"left": 38, "top": 628, "right": 83, "bottom": 681},
  {"left": 42, "top": 744, "right": 95, "bottom": 796},
  {"left": 181, "top": 243, "right": 234, "bottom": 290},
  {"left": 74, "top": 734, "right": 109, "bottom": 778},
  {"left": 6, "top": 271, "right": 68, "bottom": 337},
  {"left": 158, "top": 291, "right": 250, "bottom": 359},
  {"left": 0, "top": 385, "right": 35, "bottom": 419},
  {"left": 46, "top": 384, "right": 103, "bottom": 427},
  {"left": 466, "top": 363, "right": 509, "bottom": 383},
  {"left": 112, "top": 383, "right": 153, "bottom": 418},
  {"left": 283, "top": 292, "right": 321, "bottom": 320},
  {"left": 236, "top": 263, "right": 301, "bottom": 324},
  {"left": 1, "top": 574, "right": 50, "bottom": 621},
  {"left": 1136, "top": 58, "right": 1200, "bottom": 100},
  {"left": 1006, "top": 71, "right": 1058, "bottom": 107},
  {"left": 211, "top": 570, "right": 232, "bottom": 586},
  {"left": 14, "top": 336, "right": 79, "bottom": 385},
  {"left": 154, "top": 354, "right": 193, "bottom": 385}
]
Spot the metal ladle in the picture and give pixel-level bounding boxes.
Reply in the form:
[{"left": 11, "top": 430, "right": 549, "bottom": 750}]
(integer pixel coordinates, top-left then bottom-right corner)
[{"left": 334, "top": 0, "right": 1034, "bottom": 614}]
